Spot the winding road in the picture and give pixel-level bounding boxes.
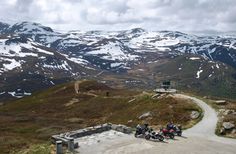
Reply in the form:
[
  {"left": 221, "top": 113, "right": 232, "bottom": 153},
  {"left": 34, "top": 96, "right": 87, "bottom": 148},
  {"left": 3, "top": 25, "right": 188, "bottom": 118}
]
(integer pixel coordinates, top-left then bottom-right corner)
[
  {"left": 177, "top": 94, "right": 236, "bottom": 145},
  {"left": 78, "top": 94, "right": 236, "bottom": 154}
]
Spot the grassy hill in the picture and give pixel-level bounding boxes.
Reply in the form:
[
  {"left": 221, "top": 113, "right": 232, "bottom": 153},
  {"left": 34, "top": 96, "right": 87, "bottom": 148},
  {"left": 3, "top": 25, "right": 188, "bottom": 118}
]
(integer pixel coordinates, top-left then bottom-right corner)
[{"left": 0, "top": 80, "right": 202, "bottom": 153}]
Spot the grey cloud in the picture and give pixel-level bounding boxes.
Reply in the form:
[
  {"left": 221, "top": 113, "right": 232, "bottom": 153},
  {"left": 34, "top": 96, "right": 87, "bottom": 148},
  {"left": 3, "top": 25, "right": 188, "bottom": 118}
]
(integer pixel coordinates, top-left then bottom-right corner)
[
  {"left": 15, "top": 0, "right": 33, "bottom": 12},
  {"left": 0, "top": 0, "right": 235, "bottom": 32}
]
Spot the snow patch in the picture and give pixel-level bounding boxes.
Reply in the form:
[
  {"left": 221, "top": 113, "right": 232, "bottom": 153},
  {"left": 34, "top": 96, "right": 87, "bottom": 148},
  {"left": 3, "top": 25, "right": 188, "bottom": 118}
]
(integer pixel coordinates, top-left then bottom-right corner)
[
  {"left": 50, "top": 81, "right": 55, "bottom": 85},
  {"left": 110, "top": 62, "right": 124, "bottom": 68},
  {"left": 196, "top": 70, "right": 203, "bottom": 79},
  {"left": 190, "top": 57, "right": 200, "bottom": 60},
  {"left": 1, "top": 58, "right": 22, "bottom": 71},
  {"left": 0, "top": 92, "right": 5, "bottom": 95},
  {"left": 87, "top": 42, "right": 138, "bottom": 61}
]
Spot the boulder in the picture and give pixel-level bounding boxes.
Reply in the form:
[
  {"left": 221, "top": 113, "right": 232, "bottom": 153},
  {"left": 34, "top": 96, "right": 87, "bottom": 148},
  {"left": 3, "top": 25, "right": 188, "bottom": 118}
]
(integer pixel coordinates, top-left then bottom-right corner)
[
  {"left": 220, "top": 128, "right": 226, "bottom": 135},
  {"left": 190, "top": 111, "right": 200, "bottom": 119},
  {"left": 222, "top": 122, "right": 235, "bottom": 130},
  {"left": 215, "top": 100, "right": 227, "bottom": 105},
  {"left": 231, "top": 129, "right": 236, "bottom": 134},
  {"left": 219, "top": 109, "right": 226, "bottom": 113},
  {"left": 111, "top": 124, "right": 133, "bottom": 134},
  {"left": 223, "top": 110, "right": 235, "bottom": 116},
  {"left": 127, "top": 120, "right": 133, "bottom": 124},
  {"left": 203, "top": 96, "right": 209, "bottom": 99},
  {"left": 138, "top": 112, "right": 152, "bottom": 120}
]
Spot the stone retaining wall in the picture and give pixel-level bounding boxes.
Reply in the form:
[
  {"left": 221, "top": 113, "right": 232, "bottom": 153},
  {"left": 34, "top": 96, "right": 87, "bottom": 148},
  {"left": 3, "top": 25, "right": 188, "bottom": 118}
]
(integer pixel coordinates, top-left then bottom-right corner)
[{"left": 51, "top": 123, "right": 133, "bottom": 144}]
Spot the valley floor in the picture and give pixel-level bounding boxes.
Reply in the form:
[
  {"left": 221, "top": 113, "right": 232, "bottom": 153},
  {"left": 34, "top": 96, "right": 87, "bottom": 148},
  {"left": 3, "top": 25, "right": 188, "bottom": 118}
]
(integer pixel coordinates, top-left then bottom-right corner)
[{"left": 77, "top": 94, "right": 236, "bottom": 154}]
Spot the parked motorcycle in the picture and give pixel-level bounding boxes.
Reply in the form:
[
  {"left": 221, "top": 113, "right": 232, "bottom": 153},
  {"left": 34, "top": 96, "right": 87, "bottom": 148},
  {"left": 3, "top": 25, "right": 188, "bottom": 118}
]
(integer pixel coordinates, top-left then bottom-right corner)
[
  {"left": 145, "top": 129, "right": 165, "bottom": 141},
  {"left": 160, "top": 128, "right": 175, "bottom": 139},
  {"left": 167, "top": 124, "right": 182, "bottom": 136},
  {"left": 172, "top": 125, "right": 182, "bottom": 136},
  {"left": 134, "top": 124, "right": 150, "bottom": 138}
]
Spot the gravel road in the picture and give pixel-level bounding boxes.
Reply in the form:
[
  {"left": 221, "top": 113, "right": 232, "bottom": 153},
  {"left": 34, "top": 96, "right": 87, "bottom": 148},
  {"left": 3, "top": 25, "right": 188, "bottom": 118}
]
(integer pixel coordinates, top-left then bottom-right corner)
[{"left": 77, "top": 94, "right": 236, "bottom": 154}]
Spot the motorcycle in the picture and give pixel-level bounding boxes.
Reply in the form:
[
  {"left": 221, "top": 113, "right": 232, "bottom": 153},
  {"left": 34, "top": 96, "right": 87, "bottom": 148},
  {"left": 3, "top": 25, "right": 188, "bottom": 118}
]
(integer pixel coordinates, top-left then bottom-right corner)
[
  {"left": 160, "top": 128, "right": 175, "bottom": 139},
  {"left": 172, "top": 125, "right": 182, "bottom": 136},
  {"left": 167, "top": 124, "right": 182, "bottom": 136},
  {"left": 145, "top": 129, "right": 165, "bottom": 141},
  {"left": 134, "top": 124, "right": 149, "bottom": 138}
]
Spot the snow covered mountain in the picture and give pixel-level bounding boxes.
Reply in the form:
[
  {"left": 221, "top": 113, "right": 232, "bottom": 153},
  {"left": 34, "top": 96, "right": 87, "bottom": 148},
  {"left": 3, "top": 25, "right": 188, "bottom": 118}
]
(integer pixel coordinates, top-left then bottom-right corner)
[
  {"left": 0, "top": 21, "right": 236, "bottom": 100},
  {"left": 2, "top": 22, "right": 236, "bottom": 71}
]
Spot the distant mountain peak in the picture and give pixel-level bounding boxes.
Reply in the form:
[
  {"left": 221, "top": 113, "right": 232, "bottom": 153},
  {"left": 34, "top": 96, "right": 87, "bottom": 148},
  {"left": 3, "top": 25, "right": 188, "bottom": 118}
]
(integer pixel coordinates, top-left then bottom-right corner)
[
  {"left": 9, "top": 21, "right": 54, "bottom": 34},
  {"left": 130, "top": 28, "right": 146, "bottom": 33},
  {"left": 0, "top": 22, "right": 10, "bottom": 33}
]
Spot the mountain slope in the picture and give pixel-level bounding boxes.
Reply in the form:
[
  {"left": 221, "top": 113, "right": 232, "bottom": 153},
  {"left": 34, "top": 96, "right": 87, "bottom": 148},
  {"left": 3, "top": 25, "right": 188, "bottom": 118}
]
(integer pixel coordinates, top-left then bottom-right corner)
[
  {"left": 0, "top": 34, "right": 99, "bottom": 101},
  {"left": 0, "top": 21, "right": 236, "bottom": 100}
]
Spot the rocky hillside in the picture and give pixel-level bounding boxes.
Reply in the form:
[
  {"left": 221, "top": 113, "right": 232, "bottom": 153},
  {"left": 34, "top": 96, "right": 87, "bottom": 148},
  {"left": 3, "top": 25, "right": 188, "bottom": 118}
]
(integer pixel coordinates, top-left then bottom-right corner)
[{"left": 0, "top": 21, "right": 236, "bottom": 100}]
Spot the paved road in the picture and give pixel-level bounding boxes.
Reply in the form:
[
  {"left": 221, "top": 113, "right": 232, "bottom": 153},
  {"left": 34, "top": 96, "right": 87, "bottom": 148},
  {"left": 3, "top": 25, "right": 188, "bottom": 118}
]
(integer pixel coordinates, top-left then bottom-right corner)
[
  {"left": 177, "top": 94, "right": 218, "bottom": 137},
  {"left": 77, "top": 94, "right": 236, "bottom": 154},
  {"left": 177, "top": 94, "right": 236, "bottom": 145}
]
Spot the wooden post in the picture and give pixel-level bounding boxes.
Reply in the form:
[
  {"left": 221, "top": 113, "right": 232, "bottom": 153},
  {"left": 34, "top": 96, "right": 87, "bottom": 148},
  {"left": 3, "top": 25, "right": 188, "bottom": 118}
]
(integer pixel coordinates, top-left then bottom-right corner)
[{"left": 56, "top": 141, "right": 63, "bottom": 154}]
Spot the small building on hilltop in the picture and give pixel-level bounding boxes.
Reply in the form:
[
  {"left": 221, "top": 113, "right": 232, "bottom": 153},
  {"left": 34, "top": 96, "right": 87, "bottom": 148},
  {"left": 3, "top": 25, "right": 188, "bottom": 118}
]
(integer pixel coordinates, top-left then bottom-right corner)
[{"left": 154, "top": 81, "right": 177, "bottom": 94}]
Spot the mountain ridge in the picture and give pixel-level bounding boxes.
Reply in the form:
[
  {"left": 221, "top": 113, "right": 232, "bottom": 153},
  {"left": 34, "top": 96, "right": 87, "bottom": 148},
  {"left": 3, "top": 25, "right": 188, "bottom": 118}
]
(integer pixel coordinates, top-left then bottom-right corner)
[{"left": 0, "top": 21, "right": 236, "bottom": 100}]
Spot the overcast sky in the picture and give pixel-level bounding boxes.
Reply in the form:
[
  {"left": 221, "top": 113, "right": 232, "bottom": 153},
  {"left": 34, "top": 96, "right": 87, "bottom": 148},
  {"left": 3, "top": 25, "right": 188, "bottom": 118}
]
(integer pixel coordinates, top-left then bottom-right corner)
[{"left": 0, "top": 0, "right": 235, "bottom": 32}]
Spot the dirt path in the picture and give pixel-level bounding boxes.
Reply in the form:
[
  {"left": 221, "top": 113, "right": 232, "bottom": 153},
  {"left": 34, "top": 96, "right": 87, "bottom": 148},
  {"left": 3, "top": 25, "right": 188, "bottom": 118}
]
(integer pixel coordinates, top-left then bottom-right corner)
[{"left": 77, "top": 94, "right": 236, "bottom": 154}]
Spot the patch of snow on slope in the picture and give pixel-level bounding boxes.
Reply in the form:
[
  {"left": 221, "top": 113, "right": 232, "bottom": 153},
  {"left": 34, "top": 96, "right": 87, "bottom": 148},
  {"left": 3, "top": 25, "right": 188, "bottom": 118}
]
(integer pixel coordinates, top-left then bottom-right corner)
[
  {"left": 1, "top": 58, "right": 22, "bottom": 71},
  {"left": 111, "top": 62, "right": 124, "bottom": 68},
  {"left": 128, "top": 32, "right": 178, "bottom": 51},
  {"left": 34, "top": 47, "right": 54, "bottom": 55},
  {"left": 43, "top": 61, "right": 72, "bottom": 71},
  {"left": 68, "top": 57, "right": 88, "bottom": 65},
  {"left": 156, "top": 47, "right": 170, "bottom": 51},
  {"left": 0, "top": 39, "right": 37, "bottom": 57},
  {"left": 209, "top": 48, "right": 216, "bottom": 54},
  {"left": 196, "top": 69, "right": 203, "bottom": 79},
  {"left": 30, "top": 42, "right": 54, "bottom": 55},
  {"left": 154, "top": 38, "right": 179, "bottom": 47},
  {"left": 87, "top": 42, "right": 138, "bottom": 61},
  {"left": 229, "top": 41, "right": 236, "bottom": 50},
  {"left": 0, "top": 39, "right": 53, "bottom": 57},
  {"left": 50, "top": 81, "right": 55, "bottom": 85},
  {"left": 8, "top": 92, "right": 23, "bottom": 98},
  {"left": 190, "top": 57, "right": 200, "bottom": 60},
  {"left": 61, "top": 61, "right": 72, "bottom": 71},
  {"left": 0, "top": 92, "right": 5, "bottom": 95},
  {"left": 7, "top": 91, "right": 31, "bottom": 98}
]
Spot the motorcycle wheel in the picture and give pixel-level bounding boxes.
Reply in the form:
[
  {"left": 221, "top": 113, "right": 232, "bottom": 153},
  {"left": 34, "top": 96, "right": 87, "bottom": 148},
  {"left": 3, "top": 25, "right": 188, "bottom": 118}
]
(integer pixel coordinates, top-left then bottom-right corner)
[
  {"left": 169, "top": 134, "right": 175, "bottom": 139},
  {"left": 134, "top": 133, "right": 138, "bottom": 138},
  {"left": 145, "top": 135, "right": 150, "bottom": 140},
  {"left": 177, "top": 132, "right": 182, "bottom": 136},
  {"left": 158, "top": 136, "right": 164, "bottom": 142}
]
